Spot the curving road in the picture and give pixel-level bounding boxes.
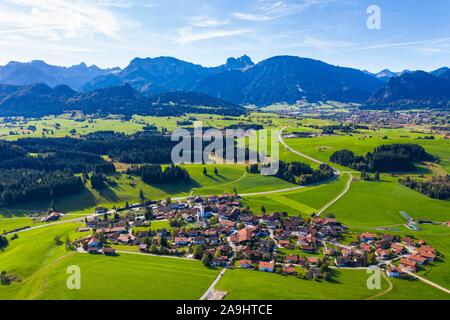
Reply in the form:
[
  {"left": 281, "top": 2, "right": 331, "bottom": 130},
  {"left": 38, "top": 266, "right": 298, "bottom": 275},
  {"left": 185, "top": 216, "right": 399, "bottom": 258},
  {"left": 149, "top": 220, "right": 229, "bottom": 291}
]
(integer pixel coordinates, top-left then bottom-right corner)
[{"left": 6, "top": 127, "right": 351, "bottom": 234}]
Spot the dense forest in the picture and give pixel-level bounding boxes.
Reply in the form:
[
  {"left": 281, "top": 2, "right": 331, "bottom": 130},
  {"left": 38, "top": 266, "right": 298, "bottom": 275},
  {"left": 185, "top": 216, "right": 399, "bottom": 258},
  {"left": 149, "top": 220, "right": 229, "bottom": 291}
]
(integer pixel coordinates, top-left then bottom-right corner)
[
  {"left": 0, "top": 131, "right": 178, "bottom": 206},
  {"left": 0, "top": 169, "right": 84, "bottom": 206},
  {"left": 399, "top": 176, "right": 449, "bottom": 200},
  {"left": 330, "top": 144, "right": 435, "bottom": 172},
  {"left": 14, "top": 131, "right": 176, "bottom": 164},
  {"left": 259, "top": 161, "right": 335, "bottom": 186},
  {"left": 127, "top": 164, "right": 190, "bottom": 184}
]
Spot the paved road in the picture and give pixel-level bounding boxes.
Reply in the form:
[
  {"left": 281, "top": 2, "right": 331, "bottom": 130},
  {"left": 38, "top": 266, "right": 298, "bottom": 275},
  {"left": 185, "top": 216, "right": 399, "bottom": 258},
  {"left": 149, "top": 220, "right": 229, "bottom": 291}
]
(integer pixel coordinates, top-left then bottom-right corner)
[
  {"left": 199, "top": 268, "right": 227, "bottom": 300},
  {"left": 278, "top": 127, "right": 353, "bottom": 216},
  {"left": 317, "top": 173, "right": 353, "bottom": 216},
  {"left": 6, "top": 126, "right": 349, "bottom": 234},
  {"left": 401, "top": 269, "right": 450, "bottom": 295},
  {"left": 278, "top": 127, "right": 326, "bottom": 167},
  {"left": 4, "top": 216, "right": 85, "bottom": 235}
]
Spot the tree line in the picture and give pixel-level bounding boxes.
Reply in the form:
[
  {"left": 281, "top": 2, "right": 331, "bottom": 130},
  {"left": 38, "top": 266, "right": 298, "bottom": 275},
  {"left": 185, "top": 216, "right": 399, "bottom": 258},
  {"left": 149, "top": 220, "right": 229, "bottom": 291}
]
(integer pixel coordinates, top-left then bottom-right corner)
[
  {"left": 330, "top": 144, "right": 435, "bottom": 172},
  {"left": 257, "top": 161, "right": 335, "bottom": 186},
  {"left": 127, "top": 164, "right": 190, "bottom": 184},
  {"left": 0, "top": 169, "right": 84, "bottom": 206},
  {"left": 399, "top": 176, "right": 449, "bottom": 200}
]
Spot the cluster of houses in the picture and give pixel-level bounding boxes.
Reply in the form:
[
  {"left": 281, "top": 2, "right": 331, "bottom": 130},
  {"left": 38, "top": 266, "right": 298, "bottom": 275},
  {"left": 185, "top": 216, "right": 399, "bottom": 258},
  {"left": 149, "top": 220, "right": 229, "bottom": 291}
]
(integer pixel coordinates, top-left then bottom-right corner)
[
  {"left": 73, "top": 194, "right": 439, "bottom": 281},
  {"left": 353, "top": 232, "right": 437, "bottom": 278}
]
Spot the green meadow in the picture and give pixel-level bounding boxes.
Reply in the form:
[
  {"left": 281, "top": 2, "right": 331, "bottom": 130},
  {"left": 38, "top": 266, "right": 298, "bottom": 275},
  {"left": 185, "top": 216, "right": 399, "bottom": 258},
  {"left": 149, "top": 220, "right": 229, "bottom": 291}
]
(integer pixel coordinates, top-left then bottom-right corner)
[
  {"left": 324, "top": 175, "right": 450, "bottom": 228},
  {"left": 214, "top": 268, "right": 446, "bottom": 300},
  {"left": 284, "top": 127, "right": 450, "bottom": 173},
  {"left": 0, "top": 221, "right": 218, "bottom": 300},
  {"left": 26, "top": 253, "right": 219, "bottom": 300}
]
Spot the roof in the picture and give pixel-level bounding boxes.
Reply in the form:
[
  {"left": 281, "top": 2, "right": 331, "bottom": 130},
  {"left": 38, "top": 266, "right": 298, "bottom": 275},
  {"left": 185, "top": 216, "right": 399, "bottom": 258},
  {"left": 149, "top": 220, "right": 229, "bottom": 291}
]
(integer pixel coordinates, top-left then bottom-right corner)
[
  {"left": 282, "top": 266, "right": 296, "bottom": 273},
  {"left": 308, "top": 257, "right": 319, "bottom": 263},
  {"left": 400, "top": 258, "right": 416, "bottom": 267},
  {"left": 238, "top": 228, "right": 252, "bottom": 242},
  {"left": 409, "top": 255, "right": 426, "bottom": 263},
  {"left": 359, "top": 232, "right": 377, "bottom": 239},
  {"left": 259, "top": 261, "right": 275, "bottom": 269}
]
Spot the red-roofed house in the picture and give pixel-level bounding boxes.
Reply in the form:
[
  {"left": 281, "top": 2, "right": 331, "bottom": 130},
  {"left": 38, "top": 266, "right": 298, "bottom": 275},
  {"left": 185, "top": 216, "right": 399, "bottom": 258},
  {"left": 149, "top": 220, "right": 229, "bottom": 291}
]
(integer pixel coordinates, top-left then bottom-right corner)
[
  {"left": 259, "top": 261, "right": 275, "bottom": 272},
  {"left": 400, "top": 258, "right": 417, "bottom": 272},
  {"left": 238, "top": 228, "right": 252, "bottom": 243}
]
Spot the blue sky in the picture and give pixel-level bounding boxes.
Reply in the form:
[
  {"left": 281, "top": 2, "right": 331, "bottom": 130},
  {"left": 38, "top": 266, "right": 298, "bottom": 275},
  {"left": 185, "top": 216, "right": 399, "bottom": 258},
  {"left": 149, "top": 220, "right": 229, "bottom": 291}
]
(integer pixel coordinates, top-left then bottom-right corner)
[{"left": 0, "top": 0, "right": 449, "bottom": 72}]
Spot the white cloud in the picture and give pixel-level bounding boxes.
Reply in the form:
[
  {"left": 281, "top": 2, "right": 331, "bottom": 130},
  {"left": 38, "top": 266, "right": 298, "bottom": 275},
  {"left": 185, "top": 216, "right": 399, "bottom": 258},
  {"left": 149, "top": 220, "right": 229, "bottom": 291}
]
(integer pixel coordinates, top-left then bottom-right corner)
[
  {"left": 96, "top": 0, "right": 134, "bottom": 8},
  {"left": 356, "top": 37, "right": 450, "bottom": 51},
  {"left": 302, "top": 36, "right": 353, "bottom": 50},
  {"left": 188, "top": 16, "right": 231, "bottom": 28},
  {"left": 175, "top": 26, "right": 251, "bottom": 45},
  {"left": 0, "top": 0, "right": 123, "bottom": 40},
  {"left": 232, "top": 0, "right": 333, "bottom": 22}
]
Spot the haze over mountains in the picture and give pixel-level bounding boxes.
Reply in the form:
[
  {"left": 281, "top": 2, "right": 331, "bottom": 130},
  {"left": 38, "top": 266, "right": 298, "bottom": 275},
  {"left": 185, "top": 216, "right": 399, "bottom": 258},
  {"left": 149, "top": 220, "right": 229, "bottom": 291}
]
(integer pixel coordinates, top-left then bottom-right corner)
[
  {"left": 0, "top": 60, "right": 120, "bottom": 91},
  {"left": 0, "top": 83, "right": 244, "bottom": 117},
  {"left": 0, "top": 55, "right": 448, "bottom": 116}
]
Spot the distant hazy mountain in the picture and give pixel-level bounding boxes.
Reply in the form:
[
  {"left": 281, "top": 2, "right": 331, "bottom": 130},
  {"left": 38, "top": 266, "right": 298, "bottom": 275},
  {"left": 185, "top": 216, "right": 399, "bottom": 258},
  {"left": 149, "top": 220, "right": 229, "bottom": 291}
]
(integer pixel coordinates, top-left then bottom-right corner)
[
  {"left": 194, "top": 56, "right": 384, "bottom": 105},
  {"left": 2, "top": 56, "right": 448, "bottom": 110},
  {"left": 0, "top": 83, "right": 245, "bottom": 117},
  {"left": 365, "top": 71, "right": 450, "bottom": 110},
  {"left": 81, "top": 55, "right": 254, "bottom": 94},
  {"left": 431, "top": 67, "right": 450, "bottom": 79},
  {"left": 0, "top": 83, "right": 76, "bottom": 116},
  {"left": 373, "top": 69, "right": 401, "bottom": 82},
  {"left": 0, "top": 60, "right": 120, "bottom": 90}
]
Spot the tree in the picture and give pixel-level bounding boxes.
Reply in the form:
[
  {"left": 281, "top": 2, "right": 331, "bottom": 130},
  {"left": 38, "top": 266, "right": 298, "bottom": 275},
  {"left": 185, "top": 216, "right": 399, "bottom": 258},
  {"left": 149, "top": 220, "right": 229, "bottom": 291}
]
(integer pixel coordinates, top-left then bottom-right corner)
[
  {"left": 145, "top": 207, "right": 153, "bottom": 220},
  {"left": 53, "top": 235, "right": 63, "bottom": 246},
  {"left": 0, "top": 271, "right": 9, "bottom": 285},
  {"left": 201, "top": 253, "right": 213, "bottom": 266},
  {"left": 160, "top": 236, "right": 168, "bottom": 247},
  {"left": 48, "top": 200, "right": 56, "bottom": 213},
  {"left": 0, "top": 235, "right": 8, "bottom": 249},
  {"left": 193, "top": 245, "right": 205, "bottom": 259},
  {"left": 150, "top": 244, "right": 159, "bottom": 254},
  {"left": 65, "top": 235, "right": 73, "bottom": 251},
  {"left": 139, "top": 189, "right": 145, "bottom": 204},
  {"left": 374, "top": 172, "right": 380, "bottom": 181}
]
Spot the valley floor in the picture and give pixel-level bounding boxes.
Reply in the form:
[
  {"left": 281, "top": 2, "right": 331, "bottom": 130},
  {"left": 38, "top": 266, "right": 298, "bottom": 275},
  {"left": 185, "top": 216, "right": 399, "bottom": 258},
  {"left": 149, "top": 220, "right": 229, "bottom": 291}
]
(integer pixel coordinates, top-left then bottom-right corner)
[{"left": 1, "top": 114, "right": 449, "bottom": 300}]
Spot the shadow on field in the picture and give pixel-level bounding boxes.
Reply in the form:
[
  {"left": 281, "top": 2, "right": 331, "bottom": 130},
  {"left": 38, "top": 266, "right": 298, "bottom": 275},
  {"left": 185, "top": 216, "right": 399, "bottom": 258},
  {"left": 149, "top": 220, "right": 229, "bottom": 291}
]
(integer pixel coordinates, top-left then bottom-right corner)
[{"left": 152, "top": 179, "right": 202, "bottom": 195}]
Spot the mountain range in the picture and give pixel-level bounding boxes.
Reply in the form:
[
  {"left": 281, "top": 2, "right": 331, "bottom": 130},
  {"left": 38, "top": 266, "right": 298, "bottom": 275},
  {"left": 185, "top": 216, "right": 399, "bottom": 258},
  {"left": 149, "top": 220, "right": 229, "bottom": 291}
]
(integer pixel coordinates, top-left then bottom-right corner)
[
  {"left": 0, "top": 56, "right": 448, "bottom": 112},
  {"left": 365, "top": 71, "right": 450, "bottom": 110},
  {"left": 0, "top": 83, "right": 244, "bottom": 117},
  {"left": 0, "top": 60, "right": 120, "bottom": 91}
]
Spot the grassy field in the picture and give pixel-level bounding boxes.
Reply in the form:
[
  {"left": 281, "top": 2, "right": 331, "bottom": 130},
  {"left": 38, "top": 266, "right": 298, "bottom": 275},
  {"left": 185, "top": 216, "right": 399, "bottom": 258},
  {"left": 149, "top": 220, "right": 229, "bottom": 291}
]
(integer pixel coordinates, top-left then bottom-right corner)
[
  {"left": 284, "top": 127, "right": 450, "bottom": 173},
  {"left": 0, "top": 220, "right": 219, "bottom": 300},
  {"left": 324, "top": 174, "right": 450, "bottom": 228},
  {"left": 215, "top": 267, "right": 449, "bottom": 300},
  {"left": 241, "top": 174, "right": 348, "bottom": 216},
  {"left": 0, "top": 221, "right": 86, "bottom": 299},
  {"left": 25, "top": 253, "right": 219, "bottom": 300}
]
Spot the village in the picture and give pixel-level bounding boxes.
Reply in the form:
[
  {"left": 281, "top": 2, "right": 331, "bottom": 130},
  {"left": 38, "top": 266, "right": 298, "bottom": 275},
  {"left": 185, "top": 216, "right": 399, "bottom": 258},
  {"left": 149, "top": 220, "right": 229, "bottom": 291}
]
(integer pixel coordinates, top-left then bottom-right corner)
[{"left": 42, "top": 193, "right": 438, "bottom": 282}]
